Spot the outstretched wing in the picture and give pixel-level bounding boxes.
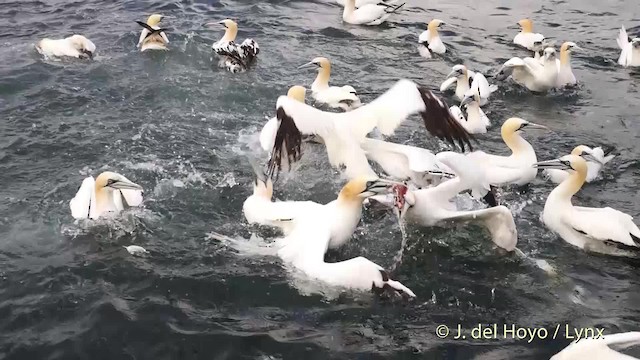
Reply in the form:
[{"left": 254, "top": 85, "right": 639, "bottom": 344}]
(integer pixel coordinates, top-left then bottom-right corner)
[
  {"left": 436, "top": 206, "right": 517, "bottom": 251},
  {"left": 69, "top": 177, "right": 96, "bottom": 219}
]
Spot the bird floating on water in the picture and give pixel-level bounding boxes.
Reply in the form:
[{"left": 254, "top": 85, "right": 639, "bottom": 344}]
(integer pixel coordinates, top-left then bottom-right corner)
[
  {"left": 70, "top": 172, "right": 144, "bottom": 220},
  {"left": 496, "top": 47, "right": 558, "bottom": 92},
  {"left": 513, "top": 18, "right": 545, "bottom": 50},
  {"left": 210, "top": 19, "right": 259, "bottom": 73},
  {"left": 341, "top": 0, "right": 405, "bottom": 26},
  {"left": 299, "top": 57, "right": 361, "bottom": 111},
  {"left": 124, "top": 245, "right": 149, "bottom": 256},
  {"left": 466, "top": 118, "right": 547, "bottom": 187},
  {"left": 335, "top": 0, "right": 400, "bottom": 6},
  {"left": 260, "top": 86, "right": 307, "bottom": 152},
  {"left": 440, "top": 65, "right": 497, "bottom": 105},
  {"left": 551, "top": 331, "right": 640, "bottom": 360},
  {"left": 418, "top": 19, "right": 446, "bottom": 58},
  {"left": 370, "top": 152, "right": 518, "bottom": 251},
  {"left": 617, "top": 25, "right": 640, "bottom": 67},
  {"left": 449, "top": 86, "right": 491, "bottom": 134},
  {"left": 267, "top": 79, "right": 473, "bottom": 179},
  {"left": 36, "top": 35, "right": 96, "bottom": 60},
  {"left": 534, "top": 155, "right": 640, "bottom": 253},
  {"left": 556, "top": 42, "right": 580, "bottom": 88},
  {"left": 543, "top": 145, "right": 615, "bottom": 184},
  {"left": 136, "top": 14, "right": 169, "bottom": 52}
]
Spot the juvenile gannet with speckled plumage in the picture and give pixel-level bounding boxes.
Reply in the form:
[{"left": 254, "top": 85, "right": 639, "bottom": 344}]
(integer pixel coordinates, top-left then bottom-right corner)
[
  {"left": 70, "top": 172, "right": 144, "bottom": 220},
  {"left": 534, "top": 155, "right": 640, "bottom": 253},
  {"left": 544, "top": 145, "right": 616, "bottom": 184},
  {"left": 467, "top": 118, "right": 547, "bottom": 186},
  {"left": 266, "top": 79, "right": 473, "bottom": 179},
  {"left": 299, "top": 57, "right": 361, "bottom": 111},
  {"left": 617, "top": 25, "right": 640, "bottom": 67},
  {"left": 555, "top": 42, "right": 580, "bottom": 87},
  {"left": 370, "top": 152, "right": 518, "bottom": 251},
  {"left": 341, "top": 0, "right": 405, "bottom": 26},
  {"left": 36, "top": 35, "right": 96, "bottom": 60},
  {"left": 210, "top": 19, "right": 259, "bottom": 73},
  {"left": 276, "top": 177, "right": 414, "bottom": 297},
  {"left": 513, "top": 19, "right": 545, "bottom": 50},
  {"left": 496, "top": 47, "right": 558, "bottom": 92},
  {"left": 260, "top": 86, "right": 307, "bottom": 152},
  {"left": 418, "top": 19, "right": 446, "bottom": 58},
  {"left": 551, "top": 331, "right": 640, "bottom": 360},
  {"left": 441, "top": 65, "right": 497, "bottom": 105},
  {"left": 136, "top": 14, "right": 169, "bottom": 52},
  {"left": 449, "top": 84, "right": 491, "bottom": 134}
]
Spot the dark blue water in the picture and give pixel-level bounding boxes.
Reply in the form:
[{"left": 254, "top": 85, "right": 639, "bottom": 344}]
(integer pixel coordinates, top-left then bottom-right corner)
[{"left": 2, "top": 0, "right": 640, "bottom": 359}]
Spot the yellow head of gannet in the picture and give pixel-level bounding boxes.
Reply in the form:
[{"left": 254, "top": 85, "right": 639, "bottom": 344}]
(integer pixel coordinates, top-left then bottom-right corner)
[
  {"left": 559, "top": 42, "right": 580, "bottom": 65},
  {"left": 338, "top": 177, "right": 396, "bottom": 204},
  {"left": 95, "top": 172, "right": 144, "bottom": 193},
  {"left": 501, "top": 118, "right": 548, "bottom": 153},
  {"left": 287, "top": 85, "right": 306, "bottom": 102},
  {"left": 534, "top": 155, "right": 587, "bottom": 195},
  {"left": 299, "top": 57, "right": 331, "bottom": 87},
  {"left": 217, "top": 19, "right": 238, "bottom": 42},
  {"left": 447, "top": 64, "right": 469, "bottom": 82},
  {"left": 147, "top": 14, "right": 164, "bottom": 26},
  {"left": 427, "top": 19, "right": 444, "bottom": 39},
  {"left": 517, "top": 18, "right": 534, "bottom": 33}
]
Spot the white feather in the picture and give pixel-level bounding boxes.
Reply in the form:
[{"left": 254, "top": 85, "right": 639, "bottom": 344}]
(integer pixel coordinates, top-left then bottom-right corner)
[{"left": 552, "top": 332, "right": 640, "bottom": 360}]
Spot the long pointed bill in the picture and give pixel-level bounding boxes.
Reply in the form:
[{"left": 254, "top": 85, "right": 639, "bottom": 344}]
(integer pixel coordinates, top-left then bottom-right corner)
[
  {"left": 111, "top": 179, "right": 144, "bottom": 191},
  {"left": 297, "top": 62, "right": 315, "bottom": 69},
  {"left": 532, "top": 159, "right": 570, "bottom": 170},
  {"left": 581, "top": 153, "right": 602, "bottom": 165},
  {"left": 526, "top": 122, "right": 549, "bottom": 130},
  {"left": 446, "top": 70, "right": 460, "bottom": 78},
  {"left": 365, "top": 179, "right": 405, "bottom": 195},
  {"left": 460, "top": 95, "right": 473, "bottom": 107}
]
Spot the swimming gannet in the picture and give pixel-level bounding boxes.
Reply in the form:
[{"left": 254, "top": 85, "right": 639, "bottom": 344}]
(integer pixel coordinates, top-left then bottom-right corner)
[
  {"left": 617, "top": 25, "right": 640, "bottom": 67},
  {"left": 271, "top": 177, "right": 415, "bottom": 297},
  {"left": 467, "top": 118, "right": 547, "bottom": 186},
  {"left": 69, "top": 172, "right": 144, "bottom": 220},
  {"left": 418, "top": 19, "right": 446, "bottom": 58},
  {"left": 136, "top": 14, "right": 169, "bottom": 52},
  {"left": 534, "top": 155, "right": 640, "bottom": 252},
  {"left": 267, "top": 79, "right": 473, "bottom": 179},
  {"left": 210, "top": 19, "right": 259, "bottom": 73},
  {"left": 551, "top": 331, "right": 640, "bottom": 360},
  {"left": 299, "top": 57, "right": 361, "bottom": 111},
  {"left": 370, "top": 152, "right": 517, "bottom": 251},
  {"left": 513, "top": 19, "right": 545, "bottom": 50},
  {"left": 335, "top": 0, "right": 401, "bottom": 6},
  {"left": 544, "top": 145, "right": 616, "bottom": 184},
  {"left": 36, "top": 35, "right": 96, "bottom": 60},
  {"left": 496, "top": 47, "right": 559, "bottom": 92},
  {"left": 260, "top": 86, "right": 307, "bottom": 152},
  {"left": 449, "top": 86, "right": 491, "bottom": 134},
  {"left": 556, "top": 42, "right": 580, "bottom": 88},
  {"left": 441, "top": 67, "right": 497, "bottom": 105},
  {"left": 341, "top": 0, "right": 405, "bottom": 26}
]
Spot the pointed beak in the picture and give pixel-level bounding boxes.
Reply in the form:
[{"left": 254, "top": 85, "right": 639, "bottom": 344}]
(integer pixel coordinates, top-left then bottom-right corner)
[
  {"left": 81, "top": 49, "right": 93, "bottom": 59},
  {"left": 581, "top": 153, "right": 602, "bottom": 165},
  {"left": 572, "top": 45, "right": 582, "bottom": 51},
  {"left": 526, "top": 122, "right": 549, "bottom": 130},
  {"left": 205, "top": 21, "right": 226, "bottom": 28},
  {"left": 446, "top": 70, "right": 460, "bottom": 78},
  {"left": 110, "top": 179, "right": 144, "bottom": 191},
  {"left": 364, "top": 179, "right": 404, "bottom": 195},
  {"left": 460, "top": 95, "right": 473, "bottom": 107},
  {"left": 532, "top": 159, "right": 570, "bottom": 170},
  {"left": 298, "top": 62, "right": 315, "bottom": 69}
]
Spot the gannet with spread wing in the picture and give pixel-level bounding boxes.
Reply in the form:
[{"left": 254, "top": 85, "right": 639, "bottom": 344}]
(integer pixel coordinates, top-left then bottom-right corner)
[
  {"left": 440, "top": 66, "right": 497, "bottom": 105},
  {"left": 70, "top": 172, "right": 144, "bottom": 220},
  {"left": 496, "top": 47, "right": 559, "bottom": 92},
  {"left": 617, "top": 26, "right": 640, "bottom": 67},
  {"left": 210, "top": 19, "right": 259, "bottom": 73}
]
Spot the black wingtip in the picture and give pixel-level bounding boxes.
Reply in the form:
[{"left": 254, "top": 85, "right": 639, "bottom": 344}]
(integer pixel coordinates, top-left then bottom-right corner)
[
  {"left": 267, "top": 107, "right": 303, "bottom": 178},
  {"left": 602, "top": 145, "right": 617, "bottom": 157},
  {"left": 418, "top": 88, "right": 474, "bottom": 152},
  {"left": 379, "top": 269, "right": 390, "bottom": 282},
  {"left": 631, "top": 233, "right": 640, "bottom": 247},
  {"left": 483, "top": 185, "right": 499, "bottom": 207}
]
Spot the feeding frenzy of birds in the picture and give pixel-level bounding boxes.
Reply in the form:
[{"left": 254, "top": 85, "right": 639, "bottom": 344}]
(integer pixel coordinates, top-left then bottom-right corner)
[{"left": 29, "top": 0, "right": 640, "bottom": 349}]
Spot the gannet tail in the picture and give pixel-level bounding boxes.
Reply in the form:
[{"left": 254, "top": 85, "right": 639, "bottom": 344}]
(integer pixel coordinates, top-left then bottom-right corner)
[
  {"left": 135, "top": 21, "right": 168, "bottom": 38},
  {"left": 383, "top": 2, "right": 405, "bottom": 14}
]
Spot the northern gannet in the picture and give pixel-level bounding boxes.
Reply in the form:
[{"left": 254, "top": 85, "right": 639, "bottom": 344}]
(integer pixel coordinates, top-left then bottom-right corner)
[
  {"left": 124, "top": 245, "right": 149, "bottom": 256},
  {"left": 544, "top": 145, "right": 616, "bottom": 184},
  {"left": 513, "top": 18, "right": 545, "bottom": 50},
  {"left": 441, "top": 66, "right": 497, "bottom": 105},
  {"left": 335, "top": 0, "right": 401, "bottom": 6},
  {"left": 617, "top": 25, "right": 640, "bottom": 67},
  {"left": 534, "top": 155, "right": 640, "bottom": 252},
  {"left": 69, "top": 172, "right": 144, "bottom": 220},
  {"left": 271, "top": 177, "right": 415, "bottom": 297},
  {"left": 449, "top": 87, "right": 491, "bottom": 134},
  {"left": 136, "top": 14, "right": 169, "bottom": 52},
  {"left": 210, "top": 19, "right": 259, "bottom": 73},
  {"left": 370, "top": 152, "right": 518, "bottom": 251},
  {"left": 551, "top": 331, "right": 640, "bottom": 360},
  {"left": 266, "top": 79, "right": 473, "bottom": 179},
  {"left": 467, "top": 118, "right": 547, "bottom": 186},
  {"left": 341, "top": 0, "right": 405, "bottom": 26},
  {"left": 496, "top": 47, "right": 559, "bottom": 92},
  {"left": 36, "top": 35, "right": 96, "bottom": 60},
  {"left": 299, "top": 57, "right": 361, "bottom": 111},
  {"left": 418, "top": 19, "right": 446, "bottom": 58},
  {"left": 260, "top": 86, "right": 307, "bottom": 152},
  {"left": 556, "top": 42, "right": 580, "bottom": 88}
]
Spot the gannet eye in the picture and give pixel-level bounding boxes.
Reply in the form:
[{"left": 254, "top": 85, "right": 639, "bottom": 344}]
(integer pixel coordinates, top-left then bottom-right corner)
[
  {"left": 106, "top": 179, "right": 118, "bottom": 186},
  {"left": 561, "top": 160, "right": 572, "bottom": 168},
  {"left": 365, "top": 180, "right": 375, "bottom": 189}
]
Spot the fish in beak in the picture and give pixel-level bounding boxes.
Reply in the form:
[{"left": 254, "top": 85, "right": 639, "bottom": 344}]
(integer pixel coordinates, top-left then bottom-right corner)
[
  {"left": 361, "top": 179, "right": 403, "bottom": 197},
  {"left": 532, "top": 159, "right": 572, "bottom": 170}
]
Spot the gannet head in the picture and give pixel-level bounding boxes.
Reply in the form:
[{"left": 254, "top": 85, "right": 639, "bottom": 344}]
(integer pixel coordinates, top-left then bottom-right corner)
[
  {"left": 570, "top": 145, "right": 603, "bottom": 164},
  {"left": 212, "top": 19, "right": 238, "bottom": 42},
  {"left": 501, "top": 117, "right": 548, "bottom": 137},
  {"left": 533, "top": 155, "right": 587, "bottom": 174},
  {"left": 460, "top": 88, "right": 480, "bottom": 108},
  {"left": 299, "top": 57, "right": 331, "bottom": 72},
  {"left": 543, "top": 47, "right": 557, "bottom": 62},
  {"left": 517, "top": 18, "right": 534, "bottom": 33},
  {"left": 287, "top": 86, "right": 306, "bottom": 102},
  {"left": 428, "top": 19, "right": 445, "bottom": 31},
  {"left": 447, "top": 64, "right": 467, "bottom": 79},
  {"left": 561, "top": 42, "right": 579, "bottom": 53},
  {"left": 632, "top": 38, "right": 640, "bottom": 48},
  {"left": 147, "top": 14, "right": 164, "bottom": 26},
  {"left": 68, "top": 35, "right": 96, "bottom": 59},
  {"left": 338, "top": 177, "right": 397, "bottom": 202},
  {"left": 95, "top": 172, "right": 144, "bottom": 192}
]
